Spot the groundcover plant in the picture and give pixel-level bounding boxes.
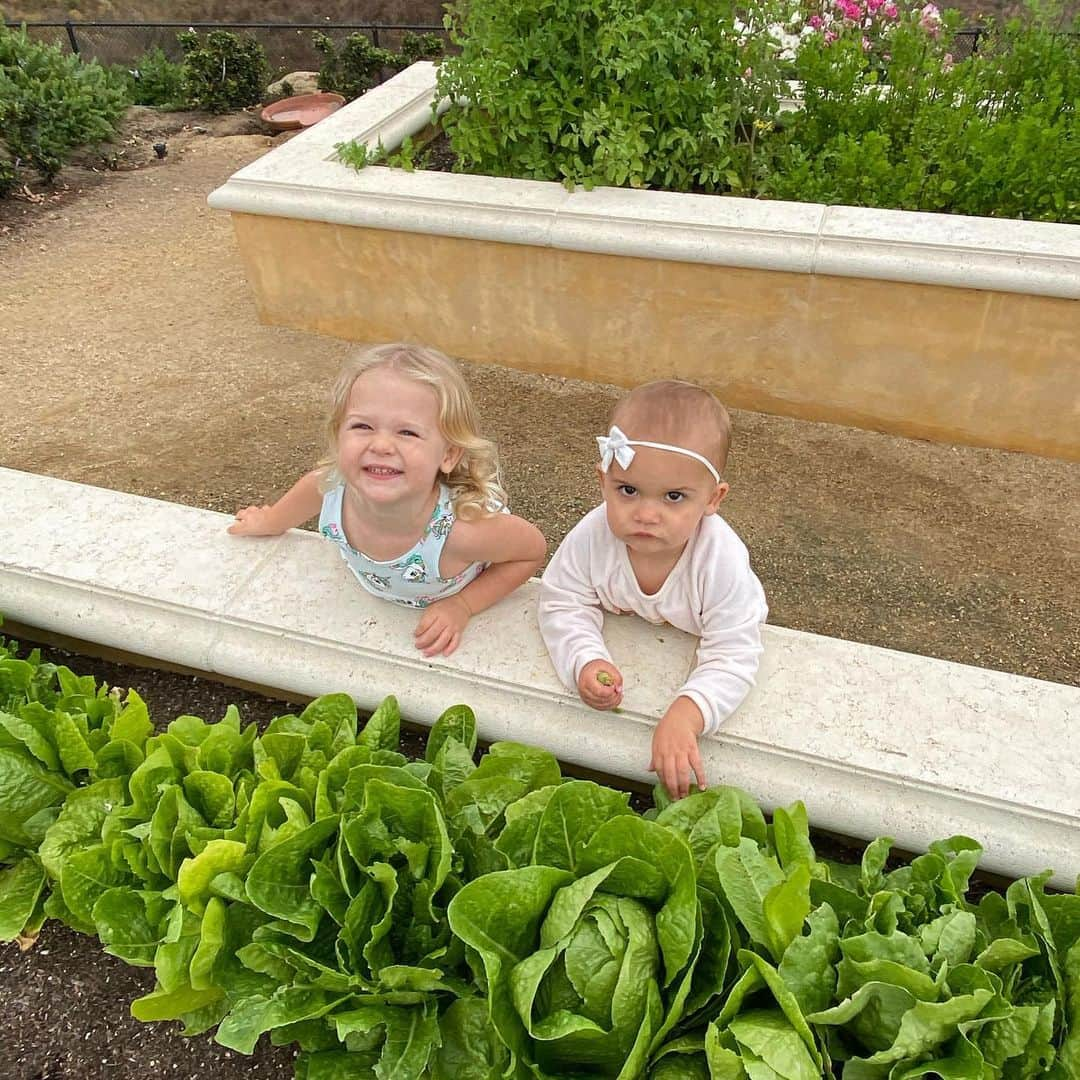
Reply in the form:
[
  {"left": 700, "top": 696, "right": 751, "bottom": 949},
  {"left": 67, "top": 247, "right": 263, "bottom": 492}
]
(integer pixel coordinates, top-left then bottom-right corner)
[{"left": 1, "top": 630, "right": 1078, "bottom": 1077}]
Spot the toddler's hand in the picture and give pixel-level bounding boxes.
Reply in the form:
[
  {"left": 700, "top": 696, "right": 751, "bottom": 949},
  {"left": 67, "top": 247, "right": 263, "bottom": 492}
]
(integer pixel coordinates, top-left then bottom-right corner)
[
  {"left": 578, "top": 659, "right": 623, "bottom": 711},
  {"left": 228, "top": 505, "right": 282, "bottom": 537},
  {"left": 414, "top": 595, "right": 471, "bottom": 657},
  {"left": 649, "top": 697, "right": 707, "bottom": 801}
]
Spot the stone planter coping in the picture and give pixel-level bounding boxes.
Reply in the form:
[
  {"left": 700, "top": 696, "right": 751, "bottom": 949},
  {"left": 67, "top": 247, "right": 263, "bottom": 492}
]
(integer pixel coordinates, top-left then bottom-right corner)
[
  {"left": 3, "top": 466, "right": 1078, "bottom": 887},
  {"left": 208, "top": 62, "right": 1080, "bottom": 300}
]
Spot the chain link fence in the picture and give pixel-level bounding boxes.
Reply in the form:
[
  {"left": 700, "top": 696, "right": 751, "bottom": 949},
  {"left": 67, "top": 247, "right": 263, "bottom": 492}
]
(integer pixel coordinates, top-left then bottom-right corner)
[
  {"left": 4, "top": 19, "right": 1004, "bottom": 87},
  {"left": 9, "top": 19, "right": 986, "bottom": 71},
  {"left": 4, "top": 21, "right": 448, "bottom": 75}
]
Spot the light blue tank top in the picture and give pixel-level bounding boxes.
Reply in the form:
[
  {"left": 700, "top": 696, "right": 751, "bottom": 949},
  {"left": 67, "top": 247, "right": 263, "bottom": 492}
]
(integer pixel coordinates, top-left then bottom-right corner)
[{"left": 318, "top": 482, "right": 487, "bottom": 609}]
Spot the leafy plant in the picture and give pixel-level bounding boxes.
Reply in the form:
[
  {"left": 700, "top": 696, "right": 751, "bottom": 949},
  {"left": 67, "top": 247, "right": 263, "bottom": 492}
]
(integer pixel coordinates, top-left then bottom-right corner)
[
  {"left": 335, "top": 135, "right": 432, "bottom": 173},
  {"left": 0, "top": 24, "right": 128, "bottom": 189},
  {"left": 313, "top": 31, "right": 398, "bottom": 101},
  {"left": 177, "top": 29, "right": 268, "bottom": 114},
  {"left": 435, "top": 0, "right": 1078, "bottom": 220},
  {"left": 0, "top": 630, "right": 153, "bottom": 941},
  {"left": 335, "top": 137, "right": 378, "bottom": 170},
  {"left": 436, "top": 0, "right": 793, "bottom": 191}
]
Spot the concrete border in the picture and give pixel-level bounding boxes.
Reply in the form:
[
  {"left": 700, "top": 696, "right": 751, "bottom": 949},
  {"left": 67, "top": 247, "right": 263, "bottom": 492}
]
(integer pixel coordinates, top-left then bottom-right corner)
[
  {"left": 207, "top": 63, "right": 1080, "bottom": 300},
  {"left": 3, "top": 467, "right": 1077, "bottom": 887}
]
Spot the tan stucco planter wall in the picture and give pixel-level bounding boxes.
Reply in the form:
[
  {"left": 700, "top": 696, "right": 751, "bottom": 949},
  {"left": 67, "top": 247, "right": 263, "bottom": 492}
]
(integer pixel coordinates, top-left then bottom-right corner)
[{"left": 210, "top": 63, "right": 1080, "bottom": 460}]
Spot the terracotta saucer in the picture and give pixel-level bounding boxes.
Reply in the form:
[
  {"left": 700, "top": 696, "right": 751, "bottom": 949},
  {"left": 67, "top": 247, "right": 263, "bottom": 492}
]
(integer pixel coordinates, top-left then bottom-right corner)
[{"left": 260, "top": 92, "right": 346, "bottom": 131}]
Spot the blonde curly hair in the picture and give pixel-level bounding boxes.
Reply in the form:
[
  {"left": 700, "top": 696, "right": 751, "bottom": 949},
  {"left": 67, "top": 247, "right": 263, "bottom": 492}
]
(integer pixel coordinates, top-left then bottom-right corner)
[{"left": 320, "top": 343, "right": 505, "bottom": 521}]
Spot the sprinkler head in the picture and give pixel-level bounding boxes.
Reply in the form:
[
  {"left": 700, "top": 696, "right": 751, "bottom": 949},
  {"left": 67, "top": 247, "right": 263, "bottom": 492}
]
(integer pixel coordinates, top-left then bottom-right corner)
[{"left": 153, "top": 141, "right": 168, "bottom": 159}]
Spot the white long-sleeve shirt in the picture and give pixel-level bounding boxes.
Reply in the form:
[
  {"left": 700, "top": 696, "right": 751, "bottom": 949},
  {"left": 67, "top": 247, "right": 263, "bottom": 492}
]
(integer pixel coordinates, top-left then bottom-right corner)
[{"left": 537, "top": 506, "right": 768, "bottom": 735}]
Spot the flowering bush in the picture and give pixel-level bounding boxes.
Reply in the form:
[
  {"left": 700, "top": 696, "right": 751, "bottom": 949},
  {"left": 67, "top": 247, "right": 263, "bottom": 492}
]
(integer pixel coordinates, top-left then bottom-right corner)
[
  {"left": 429, "top": 0, "right": 1078, "bottom": 222},
  {"left": 766, "top": 5, "right": 1080, "bottom": 221}
]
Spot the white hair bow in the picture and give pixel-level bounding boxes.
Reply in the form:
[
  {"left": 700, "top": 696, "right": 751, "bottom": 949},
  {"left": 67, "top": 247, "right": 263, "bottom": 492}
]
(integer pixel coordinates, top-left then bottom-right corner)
[
  {"left": 595, "top": 424, "right": 722, "bottom": 483},
  {"left": 596, "top": 425, "right": 636, "bottom": 472}
]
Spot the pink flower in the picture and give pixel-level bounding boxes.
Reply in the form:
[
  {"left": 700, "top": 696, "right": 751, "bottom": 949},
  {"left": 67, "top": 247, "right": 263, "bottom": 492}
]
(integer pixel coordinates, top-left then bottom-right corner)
[
  {"left": 824, "top": 29, "right": 839, "bottom": 42},
  {"left": 866, "top": 0, "right": 884, "bottom": 11},
  {"left": 884, "top": 2, "right": 899, "bottom": 16},
  {"left": 920, "top": 2, "right": 942, "bottom": 34},
  {"left": 842, "top": 1, "right": 863, "bottom": 20},
  {"left": 808, "top": 13, "right": 824, "bottom": 28}
]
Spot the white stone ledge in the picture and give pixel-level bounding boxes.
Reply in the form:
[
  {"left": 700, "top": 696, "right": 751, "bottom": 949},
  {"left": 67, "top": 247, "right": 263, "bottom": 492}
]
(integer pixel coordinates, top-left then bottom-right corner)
[
  {"left": 207, "top": 62, "right": 1080, "bottom": 299},
  {"left": 2, "top": 466, "right": 1078, "bottom": 887}
]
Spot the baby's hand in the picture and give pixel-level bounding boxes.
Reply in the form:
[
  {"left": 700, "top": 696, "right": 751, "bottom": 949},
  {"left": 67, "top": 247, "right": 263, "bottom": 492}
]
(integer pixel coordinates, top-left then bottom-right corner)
[
  {"left": 578, "top": 659, "right": 623, "bottom": 711},
  {"left": 414, "top": 595, "right": 471, "bottom": 657},
  {"left": 649, "top": 697, "right": 707, "bottom": 801},
  {"left": 228, "top": 505, "right": 283, "bottom": 536}
]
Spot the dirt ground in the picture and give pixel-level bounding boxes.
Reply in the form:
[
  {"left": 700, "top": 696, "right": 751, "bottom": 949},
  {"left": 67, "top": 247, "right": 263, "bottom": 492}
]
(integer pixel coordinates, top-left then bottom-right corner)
[{"left": 2, "top": 109, "right": 1078, "bottom": 689}]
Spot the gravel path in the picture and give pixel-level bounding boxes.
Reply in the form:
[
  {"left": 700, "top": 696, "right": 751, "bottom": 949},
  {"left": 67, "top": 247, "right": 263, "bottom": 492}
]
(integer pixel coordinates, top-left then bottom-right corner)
[{"left": 2, "top": 126, "right": 1077, "bottom": 686}]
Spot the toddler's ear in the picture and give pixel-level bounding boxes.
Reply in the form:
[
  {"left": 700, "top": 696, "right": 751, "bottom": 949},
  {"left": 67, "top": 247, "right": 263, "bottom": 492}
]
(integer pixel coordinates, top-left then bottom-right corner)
[
  {"left": 441, "top": 445, "right": 465, "bottom": 474},
  {"left": 705, "top": 481, "right": 730, "bottom": 514}
]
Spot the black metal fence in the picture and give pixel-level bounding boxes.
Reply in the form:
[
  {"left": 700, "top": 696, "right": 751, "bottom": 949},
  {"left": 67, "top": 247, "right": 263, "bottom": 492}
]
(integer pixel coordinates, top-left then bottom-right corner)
[{"left": 4, "top": 21, "right": 448, "bottom": 76}]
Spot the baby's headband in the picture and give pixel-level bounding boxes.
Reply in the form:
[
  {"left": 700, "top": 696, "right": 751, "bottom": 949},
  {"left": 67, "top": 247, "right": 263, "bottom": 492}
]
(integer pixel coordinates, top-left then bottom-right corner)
[{"left": 597, "top": 425, "right": 722, "bottom": 484}]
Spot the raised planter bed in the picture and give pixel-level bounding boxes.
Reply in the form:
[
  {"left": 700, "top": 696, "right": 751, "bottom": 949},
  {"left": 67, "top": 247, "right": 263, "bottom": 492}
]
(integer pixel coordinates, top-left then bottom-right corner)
[
  {"left": 3, "top": 466, "right": 1078, "bottom": 887},
  {"left": 208, "top": 62, "right": 1080, "bottom": 460}
]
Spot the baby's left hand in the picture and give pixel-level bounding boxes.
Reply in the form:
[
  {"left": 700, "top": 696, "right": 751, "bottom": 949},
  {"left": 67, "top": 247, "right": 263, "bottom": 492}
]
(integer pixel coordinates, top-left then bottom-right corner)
[
  {"left": 649, "top": 697, "right": 707, "bottom": 801},
  {"left": 414, "top": 595, "right": 471, "bottom": 657}
]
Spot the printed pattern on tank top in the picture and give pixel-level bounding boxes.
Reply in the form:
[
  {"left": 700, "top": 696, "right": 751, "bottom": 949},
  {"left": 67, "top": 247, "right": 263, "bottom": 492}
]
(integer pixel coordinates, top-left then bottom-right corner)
[{"left": 318, "top": 482, "right": 485, "bottom": 608}]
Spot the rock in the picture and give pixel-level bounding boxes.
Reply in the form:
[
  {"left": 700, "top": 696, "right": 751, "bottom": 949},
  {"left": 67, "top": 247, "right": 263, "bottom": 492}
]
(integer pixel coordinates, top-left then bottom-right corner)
[{"left": 264, "top": 71, "right": 321, "bottom": 102}]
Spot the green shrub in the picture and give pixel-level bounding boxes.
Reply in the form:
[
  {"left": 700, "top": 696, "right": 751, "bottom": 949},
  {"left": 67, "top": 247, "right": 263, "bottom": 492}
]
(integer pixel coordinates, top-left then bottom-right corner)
[
  {"left": 0, "top": 24, "right": 128, "bottom": 189},
  {"left": 313, "top": 30, "right": 398, "bottom": 100},
  {"left": 399, "top": 30, "right": 445, "bottom": 66},
  {"left": 0, "top": 156, "right": 16, "bottom": 198},
  {"left": 436, "top": 0, "right": 792, "bottom": 191},
  {"left": 176, "top": 28, "right": 268, "bottom": 113},
  {"left": 122, "top": 46, "right": 185, "bottom": 108},
  {"left": 764, "top": 9, "right": 1080, "bottom": 222}
]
